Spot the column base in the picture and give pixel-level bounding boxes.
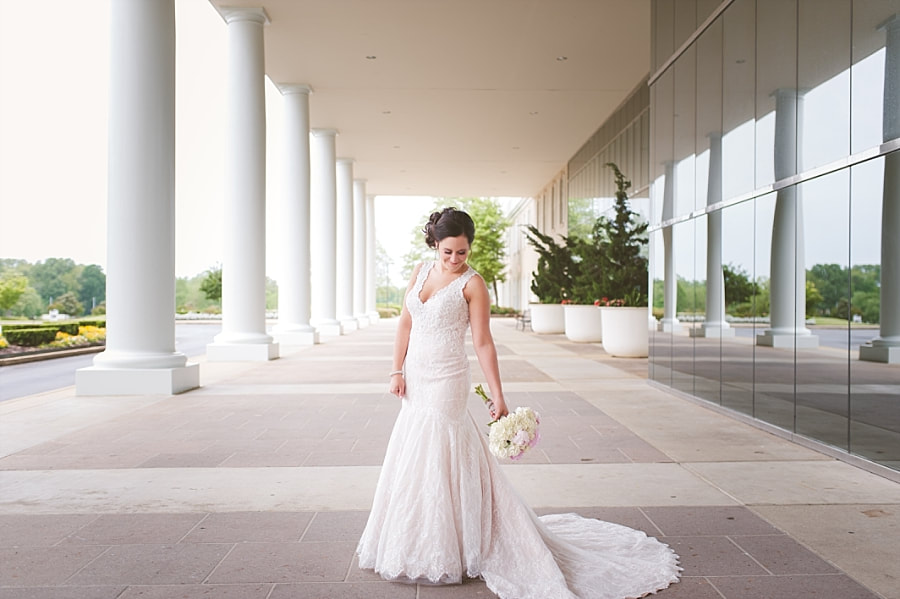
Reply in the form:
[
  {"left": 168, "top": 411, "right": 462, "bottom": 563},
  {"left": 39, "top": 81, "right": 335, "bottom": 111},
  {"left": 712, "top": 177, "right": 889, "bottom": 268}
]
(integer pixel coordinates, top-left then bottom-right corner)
[
  {"left": 314, "top": 322, "right": 343, "bottom": 336},
  {"left": 354, "top": 314, "right": 371, "bottom": 328},
  {"left": 367, "top": 310, "right": 381, "bottom": 322},
  {"left": 756, "top": 331, "right": 819, "bottom": 348},
  {"left": 273, "top": 330, "right": 319, "bottom": 345},
  {"left": 658, "top": 319, "right": 681, "bottom": 333},
  {"left": 75, "top": 363, "right": 200, "bottom": 396},
  {"left": 859, "top": 343, "right": 900, "bottom": 364},
  {"left": 690, "top": 323, "right": 736, "bottom": 338},
  {"left": 207, "top": 341, "right": 280, "bottom": 361},
  {"left": 340, "top": 318, "right": 358, "bottom": 333}
]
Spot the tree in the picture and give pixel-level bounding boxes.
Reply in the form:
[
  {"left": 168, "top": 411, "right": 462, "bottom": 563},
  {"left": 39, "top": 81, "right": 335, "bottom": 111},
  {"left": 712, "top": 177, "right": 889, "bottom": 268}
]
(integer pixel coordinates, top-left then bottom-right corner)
[
  {"left": 459, "top": 197, "right": 510, "bottom": 301},
  {"left": 78, "top": 264, "right": 106, "bottom": 312},
  {"left": 200, "top": 265, "right": 222, "bottom": 302},
  {"left": 265, "top": 277, "right": 278, "bottom": 310},
  {"left": 805, "top": 280, "right": 823, "bottom": 318},
  {"left": 0, "top": 274, "right": 28, "bottom": 315},
  {"left": 13, "top": 287, "right": 43, "bottom": 319},
  {"left": 723, "top": 263, "right": 756, "bottom": 308},
  {"left": 48, "top": 291, "right": 84, "bottom": 317},
  {"left": 29, "top": 258, "right": 80, "bottom": 303},
  {"left": 523, "top": 225, "right": 575, "bottom": 303}
]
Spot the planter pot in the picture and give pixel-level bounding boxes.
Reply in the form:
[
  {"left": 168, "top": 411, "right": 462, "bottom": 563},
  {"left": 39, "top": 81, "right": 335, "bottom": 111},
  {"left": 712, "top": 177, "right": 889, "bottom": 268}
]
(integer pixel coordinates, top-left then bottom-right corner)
[
  {"left": 563, "top": 304, "right": 603, "bottom": 343},
  {"left": 529, "top": 303, "right": 565, "bottom": 334},
  {"left": 600, "top": 306, "right": 649, "bottom": 357}
]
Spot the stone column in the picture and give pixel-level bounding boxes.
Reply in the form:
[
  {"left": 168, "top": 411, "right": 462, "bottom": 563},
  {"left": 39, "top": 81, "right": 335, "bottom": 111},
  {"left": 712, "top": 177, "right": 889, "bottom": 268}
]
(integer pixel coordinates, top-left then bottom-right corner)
[
  {"left": 353, "top": 179, "right": 370, "bottom": 327},
  {"left": 693, "top": 133, "right": 734, "bottom": 338},
  {"left": 758, "top": 88, "right": 818, "bottom": 348},
  {"left": 658, "top": 161, "right": 680, "bottom": 332},
  {"left": 335, "top": 158, "right": 357, "bottom": 332},
  {"left": 207, "top": 7, "right": 278, "bottom": 361},
  {"left": 861, "top": 14, "right": 900, "bottom": 363},
  {"left": 273, "top": 84, "right": 318, "bottom": 345},
  {"left": 366, "top": 194, "right": 380, "bottom": 321},
  {"left": 76, "top": 0, "right": 199, "bottom": 395},
  {"left": 310, "top": 129, "right": 342, "bottom": 335}
]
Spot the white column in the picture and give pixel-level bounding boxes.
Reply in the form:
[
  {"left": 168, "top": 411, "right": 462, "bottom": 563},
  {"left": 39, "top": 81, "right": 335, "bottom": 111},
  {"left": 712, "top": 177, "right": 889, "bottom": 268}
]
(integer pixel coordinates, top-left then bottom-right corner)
[
  {"left": 353, "top": 179, "right": 370, "bottom": 327},
  {"left": 335, "top": 158, "right": 357, "bottom": 332},
  {"left": 861, "top": 14, "right": 900, "bottom": 363},
  {"left": 310, "top": 129, "right": 342, "bottom": 335},
  {"left": 207, "top": 7, "right": 278, "bottom": 361},
  {"left": 758, "top": 88, "right": 817, "bottom": 348},
  {"left": 693, "top": 132, "right": 734, "bottom": 338},
  {"left": 273, "top": 84, "right": 318, "bottom": 345},
  {"left": 658, "top": 161, "right": 680, "bottom": 332},
  {"left": 76, "top": 0, "right": 199, "bottom": 395},
  {"left": 365, "top": 194, "right": 380, "bottom": 321}
]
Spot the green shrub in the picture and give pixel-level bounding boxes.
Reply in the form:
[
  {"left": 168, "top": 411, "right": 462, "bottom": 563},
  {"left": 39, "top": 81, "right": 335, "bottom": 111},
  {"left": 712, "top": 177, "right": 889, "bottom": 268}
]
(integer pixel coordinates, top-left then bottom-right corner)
[
  {"left": 490, "top": 305, "right": 518, "bottom": 316},
  {"left": 5, "top": 328, "right": 59, "bottom": 347},
  {"left": 57, "top": 323, "right": 79, "bottom": 335},
  {"left": 377, "top": 307, "right": 400, "bottom": 318},
  {"left": 0, "top": 322, "right": 79, "bottom": 336},
  {"left": 78, "top": 319, "right": 106, "bottom": 328}
]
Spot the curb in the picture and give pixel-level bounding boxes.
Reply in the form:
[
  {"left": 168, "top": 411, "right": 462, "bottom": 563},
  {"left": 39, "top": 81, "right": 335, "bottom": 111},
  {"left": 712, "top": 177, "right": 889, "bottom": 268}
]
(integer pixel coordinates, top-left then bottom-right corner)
[{"left": 0, "top": 345, "right": 105, "bottom": 367}]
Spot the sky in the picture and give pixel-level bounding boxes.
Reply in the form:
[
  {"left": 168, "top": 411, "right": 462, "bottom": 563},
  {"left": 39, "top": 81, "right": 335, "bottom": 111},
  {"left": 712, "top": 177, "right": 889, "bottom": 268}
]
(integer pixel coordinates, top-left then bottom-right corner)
[{"left": 0, "top": 0, "right": 427, "bottom": 286}]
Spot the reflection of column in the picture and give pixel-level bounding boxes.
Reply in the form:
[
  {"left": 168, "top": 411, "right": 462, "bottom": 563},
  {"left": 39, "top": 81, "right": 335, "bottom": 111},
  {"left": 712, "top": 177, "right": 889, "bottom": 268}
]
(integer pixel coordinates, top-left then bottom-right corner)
[
  {"left": 208, "top": 7, "right": 279, "bottom": 361},
  {"left": 694, "top": 133, "right": 734, "bottom": 338},
  {"left": 365, "top": 194, "right": 380, "bottom": 321},
  {"left": 310, "top": 129, "right": 342, "bottom": 335},
  {"left": 861, "top": 15, "right": 900, "bottom": 363},
  {"left": 758, "top": 88, "right": 818, "bottom": 348},
  {"left": 353, "top": 179, "right": 370, "bottom": 327},
  {"left": 273, "top": 84, "right": 318, "bottom": 345},
  {"left": 77, "top": 0, "right": 199, "bottom": 394},
  {"left": 658, "top": 161, "right": 681, "bottom": 332},
  {"left": 335, "top": 158, "right": 357, "bottom": 332}
]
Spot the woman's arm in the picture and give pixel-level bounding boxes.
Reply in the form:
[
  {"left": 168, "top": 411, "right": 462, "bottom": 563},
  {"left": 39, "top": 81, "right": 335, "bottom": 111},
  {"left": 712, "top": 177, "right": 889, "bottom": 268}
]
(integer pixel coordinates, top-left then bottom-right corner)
[
  {"left": 389, "top": 263, "right": 422, "bottom": 398},
  {"left": 466, "top": 274, "right": 508, "bottom": 419}
]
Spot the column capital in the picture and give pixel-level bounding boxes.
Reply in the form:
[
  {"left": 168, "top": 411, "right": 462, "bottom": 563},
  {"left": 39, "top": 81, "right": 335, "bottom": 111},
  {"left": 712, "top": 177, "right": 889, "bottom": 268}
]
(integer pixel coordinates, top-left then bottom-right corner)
[
  {"left": 311, "top": 128, "right": 339, "bottom": 138},
  {"left": 277, "top": 83, "right": 313, "bottom": 96},
  {"left": 218, "top": 6, "right": 270, "bottom": 25}
]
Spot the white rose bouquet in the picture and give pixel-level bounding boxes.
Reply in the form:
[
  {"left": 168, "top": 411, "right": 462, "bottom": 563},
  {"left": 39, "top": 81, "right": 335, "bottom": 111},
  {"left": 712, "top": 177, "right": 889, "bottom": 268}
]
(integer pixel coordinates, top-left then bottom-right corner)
[{"left": 474, "top": 384, "right": 541, "bottom": 460}]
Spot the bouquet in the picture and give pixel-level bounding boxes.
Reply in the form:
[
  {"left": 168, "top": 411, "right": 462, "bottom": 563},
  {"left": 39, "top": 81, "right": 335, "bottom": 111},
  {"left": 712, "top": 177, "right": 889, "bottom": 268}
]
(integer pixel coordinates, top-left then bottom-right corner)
[{"left": 474, "top": 384, "right": 541, "bottom": 460}]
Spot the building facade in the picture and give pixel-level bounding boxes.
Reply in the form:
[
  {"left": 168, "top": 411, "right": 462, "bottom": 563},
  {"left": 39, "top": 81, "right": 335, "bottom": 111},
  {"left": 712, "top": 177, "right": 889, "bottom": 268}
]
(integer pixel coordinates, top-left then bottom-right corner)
[{"left": 505, "top": 0, "right": 900, "bottom": 475}]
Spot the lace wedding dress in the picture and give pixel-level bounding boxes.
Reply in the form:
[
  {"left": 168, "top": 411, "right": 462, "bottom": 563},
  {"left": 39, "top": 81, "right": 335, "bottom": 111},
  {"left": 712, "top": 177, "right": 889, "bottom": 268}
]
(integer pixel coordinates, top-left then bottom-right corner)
[{"left": 357, "top": 262, "right": 680, "bottom": 599}]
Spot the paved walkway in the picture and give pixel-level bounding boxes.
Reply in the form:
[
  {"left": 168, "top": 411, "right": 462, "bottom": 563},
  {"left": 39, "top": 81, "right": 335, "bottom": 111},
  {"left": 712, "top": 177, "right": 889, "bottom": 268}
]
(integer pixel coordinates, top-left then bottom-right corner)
[{"left": 1, "top": 318, "right": 898, "bottom": 599}]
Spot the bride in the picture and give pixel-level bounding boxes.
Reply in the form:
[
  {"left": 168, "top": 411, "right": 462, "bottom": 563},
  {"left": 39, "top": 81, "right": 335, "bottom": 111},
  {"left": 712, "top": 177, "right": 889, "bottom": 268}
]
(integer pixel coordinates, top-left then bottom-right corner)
[{"left": 356, "top": 207, "right": 680, "bottom": 599}]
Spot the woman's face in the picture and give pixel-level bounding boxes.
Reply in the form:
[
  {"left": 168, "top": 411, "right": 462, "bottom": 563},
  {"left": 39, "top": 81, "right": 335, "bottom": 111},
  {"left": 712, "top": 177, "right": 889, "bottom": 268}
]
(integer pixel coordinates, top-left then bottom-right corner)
[{"left": 437, "top": 234, "right": 470, "bottom": 273}]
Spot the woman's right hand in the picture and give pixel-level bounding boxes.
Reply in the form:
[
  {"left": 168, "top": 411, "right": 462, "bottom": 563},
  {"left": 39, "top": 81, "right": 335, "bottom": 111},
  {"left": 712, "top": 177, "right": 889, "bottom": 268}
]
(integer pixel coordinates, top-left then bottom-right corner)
[{"left": 390, "top": 373, "right": 405, "bottom": 398}]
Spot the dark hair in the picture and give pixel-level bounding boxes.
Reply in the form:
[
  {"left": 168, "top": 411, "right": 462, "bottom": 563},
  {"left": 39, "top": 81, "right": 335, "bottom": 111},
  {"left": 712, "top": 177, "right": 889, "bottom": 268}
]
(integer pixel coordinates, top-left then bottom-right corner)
[{"left": 423, "top": 207, "right": 475, "bottom": 249}]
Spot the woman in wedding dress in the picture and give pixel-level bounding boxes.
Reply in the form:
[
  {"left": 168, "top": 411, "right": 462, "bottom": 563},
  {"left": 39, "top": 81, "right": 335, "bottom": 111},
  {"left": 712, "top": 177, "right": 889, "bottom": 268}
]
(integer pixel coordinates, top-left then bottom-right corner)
[{"left": 357, "top": 207, "right": 680, "bottom": 598}]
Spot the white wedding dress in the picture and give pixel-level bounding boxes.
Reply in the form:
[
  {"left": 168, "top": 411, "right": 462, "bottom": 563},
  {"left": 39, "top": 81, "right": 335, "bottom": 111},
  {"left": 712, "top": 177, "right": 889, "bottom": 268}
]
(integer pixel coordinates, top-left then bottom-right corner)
[{"left": 357, "top": 262, "right": 680, "bottom": 599}]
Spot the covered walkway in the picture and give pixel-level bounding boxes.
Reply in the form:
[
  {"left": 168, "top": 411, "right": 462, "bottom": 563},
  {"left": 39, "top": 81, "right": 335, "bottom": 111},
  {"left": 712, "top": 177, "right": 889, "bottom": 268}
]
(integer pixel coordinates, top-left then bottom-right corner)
[{"left": 1, "top": 318, "right": 898, "bottom": 598}]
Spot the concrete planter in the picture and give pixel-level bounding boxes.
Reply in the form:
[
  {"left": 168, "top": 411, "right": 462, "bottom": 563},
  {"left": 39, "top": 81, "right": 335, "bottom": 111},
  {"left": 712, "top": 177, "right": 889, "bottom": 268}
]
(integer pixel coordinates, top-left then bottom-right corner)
[
  {"left": 529, "top": 303, "right": 565, "bottom": 334},
  {"left": 563, "top": 304, "right": 603, "bottom": 343},
  {"left": 600, "top": 306, "right": 649, "bottom": 357}
]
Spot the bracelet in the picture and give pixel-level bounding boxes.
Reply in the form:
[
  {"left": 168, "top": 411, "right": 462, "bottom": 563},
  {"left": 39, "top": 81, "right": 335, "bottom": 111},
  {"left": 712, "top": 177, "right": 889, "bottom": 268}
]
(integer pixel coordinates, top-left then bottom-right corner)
[{"left": 389, "top": 370, "right": 404, "bottom": 377}]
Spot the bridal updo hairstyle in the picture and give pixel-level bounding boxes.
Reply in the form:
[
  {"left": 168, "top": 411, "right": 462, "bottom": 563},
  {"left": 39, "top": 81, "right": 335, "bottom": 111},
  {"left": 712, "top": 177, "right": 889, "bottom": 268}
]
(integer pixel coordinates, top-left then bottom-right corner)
[{"left": 423, "top": 207, "right": 475, "bottom": 249}]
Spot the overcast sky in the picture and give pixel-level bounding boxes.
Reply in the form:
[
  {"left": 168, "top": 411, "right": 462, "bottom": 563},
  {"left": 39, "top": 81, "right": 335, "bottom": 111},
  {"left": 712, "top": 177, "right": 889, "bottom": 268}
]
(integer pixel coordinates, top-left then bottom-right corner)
[{"left": 0, "top": 0, "right": 427, "bottom": 285}]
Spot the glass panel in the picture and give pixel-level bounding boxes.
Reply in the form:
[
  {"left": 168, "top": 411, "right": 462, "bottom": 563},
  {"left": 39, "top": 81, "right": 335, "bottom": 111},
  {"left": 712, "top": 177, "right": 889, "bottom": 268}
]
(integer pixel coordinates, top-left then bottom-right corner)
[
  {"left": 851, "top": 0, "right": 899, "bottom": 152},
  {"left": 672, "top": 220, "right": 696, "bottom": 395},
  {"left": 798, "top": 0, "right": 851, "bottom": 171},
  {"left": 692, "top": 215, "right": 721, "bottom": 404},
  {"left": 696, "top": 19, "right": 723, "bottom": 210},
  {"left": 722, "top": 0, "right": 757, "bottom": 200},
  {"left": 722, "top": 200, "right": 756, "bottom": 415},
  {"left": 850, "top": 156, "right": 899, "bottom": 468},
  {"left": 753, "top": 190, "right": 796, "bottom": 431},
  {"left": 653, "top": 0, "right": 676, "bottom": 73},
  {"left": 653, "top": 69, "right": 675, "bottom": 225},
  {"left": 674, "top": 46, "right": 697, "bottom": 217},
  {"left": 796, "top": 170, "right": 850, "bottom": 449},
  {"left": 756, "top": 0, "right": 797, "bottom": 189},
  {"left": 650, "top": 229, "right": 671, "bottom": 385}
]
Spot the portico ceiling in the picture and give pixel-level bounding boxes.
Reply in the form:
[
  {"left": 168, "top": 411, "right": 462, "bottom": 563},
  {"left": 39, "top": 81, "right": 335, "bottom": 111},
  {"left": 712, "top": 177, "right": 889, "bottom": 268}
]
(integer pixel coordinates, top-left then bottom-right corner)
[{"left": 208, "top": 0, "right": 650, "bottom": 198}]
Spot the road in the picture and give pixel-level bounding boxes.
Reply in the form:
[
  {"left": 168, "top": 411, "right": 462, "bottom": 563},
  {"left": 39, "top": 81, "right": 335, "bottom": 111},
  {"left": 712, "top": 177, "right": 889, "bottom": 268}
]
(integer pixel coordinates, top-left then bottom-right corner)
[{"left": 0, "top": 323, "right": 221, "bottom": 403}]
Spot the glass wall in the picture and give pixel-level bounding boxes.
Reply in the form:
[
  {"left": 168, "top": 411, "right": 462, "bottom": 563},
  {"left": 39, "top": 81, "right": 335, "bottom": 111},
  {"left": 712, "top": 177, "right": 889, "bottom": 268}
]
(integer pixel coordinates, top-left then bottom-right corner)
[{"left": 649, "top": 0, "right": 900, "bottom": 473}]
